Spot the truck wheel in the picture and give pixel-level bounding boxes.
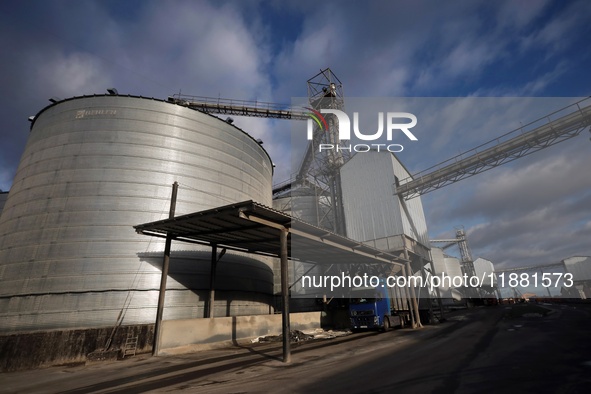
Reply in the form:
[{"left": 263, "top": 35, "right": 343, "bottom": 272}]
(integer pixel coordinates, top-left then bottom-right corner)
[
  {"left": 383, "top": 316, "right": 391, "bottom": 332},
  {"left": 399, "top": 316, "right": 405, "bottom": 329}
]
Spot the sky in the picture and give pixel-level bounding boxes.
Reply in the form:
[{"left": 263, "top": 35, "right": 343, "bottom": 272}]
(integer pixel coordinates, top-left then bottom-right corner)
[{"left": 0, "top": 0, "right": 590, "bottom": 274}]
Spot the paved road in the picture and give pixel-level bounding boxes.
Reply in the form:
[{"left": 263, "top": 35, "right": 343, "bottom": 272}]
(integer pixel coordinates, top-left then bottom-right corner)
[{"left": 2, "top": 304, "right": 590, "bottom": 393}]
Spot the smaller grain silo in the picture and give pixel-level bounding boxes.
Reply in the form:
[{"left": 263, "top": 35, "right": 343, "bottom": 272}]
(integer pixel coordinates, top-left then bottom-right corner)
[
  {"left": 472, "top": 257, "right": 497, "bottom": 289},
  {"left": 272, "top": 184, "right": 327, "bottom": 298},
  {"left": 562, "top": 256, "right": 591, "bottom": 299},
  {"left": 430, "top": 247, "right": 464, "bottom": 303}
]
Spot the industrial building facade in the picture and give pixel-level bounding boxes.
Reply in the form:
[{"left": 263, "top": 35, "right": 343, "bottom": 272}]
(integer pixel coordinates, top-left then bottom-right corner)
[{"left": 340, "top": 151, "right": 430, "bottom": 255}]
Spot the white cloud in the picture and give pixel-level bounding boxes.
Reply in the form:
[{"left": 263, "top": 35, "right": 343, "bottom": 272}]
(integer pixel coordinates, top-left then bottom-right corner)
[
  {"left": 120, "top": 2, "right": 272, "bottom": 100},
  {"left": 35, "top": 52, "right": 112, "bottom": 97},
  {"left": 519, "top": 0, "right": 591, "bottom": 58},
  {"left": 461, "top": 144, "right": 591, "bottom": 217},
  {"left": 0, "top": 168, "right": 13, "bottom": 192},
  {"left": 495, "top": 0, "right": 550, "bottom": 30}
]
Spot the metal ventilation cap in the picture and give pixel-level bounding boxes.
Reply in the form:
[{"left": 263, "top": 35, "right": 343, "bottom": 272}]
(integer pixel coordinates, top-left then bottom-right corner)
[{"left": 107, "top": 88, "right": 118, "bottom": 95}]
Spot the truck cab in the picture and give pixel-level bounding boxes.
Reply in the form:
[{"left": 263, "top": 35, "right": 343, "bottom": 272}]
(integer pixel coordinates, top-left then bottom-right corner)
[{"left": 349, "top": 284, "right": 405, "bottom": 331}]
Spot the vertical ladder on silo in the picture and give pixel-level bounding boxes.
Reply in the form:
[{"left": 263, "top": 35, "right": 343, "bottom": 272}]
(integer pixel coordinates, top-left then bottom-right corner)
[{"left": 123, "top": 334, "right": 138, "bottom": 358}]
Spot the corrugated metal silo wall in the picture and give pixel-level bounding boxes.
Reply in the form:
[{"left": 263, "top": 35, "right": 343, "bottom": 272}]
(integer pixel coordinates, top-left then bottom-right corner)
[
  {"left": 443, "top": 256, "right": 464, "bottom": 300},
  {"left": 272, "top": 186, "right": 325, "bottom": 226},
  {"left": 444, "top": 256, "right": 463, "bottom": 280},
  {"left": 430, "top": 247, "right": 465, "bottom": 300},
  {"left": 563, "top": 256, "right": 591, "bottom": 281},
  {"left": 340, "top": 151, "right": 430, "bottom": 248},
  {"left": 272, "top": 189, "right": 324, "bottom": 298},
  {"left": 430, "top": 247, "right": 446, "bottom": 274},
  {"left": 0, "top": 95, "right": 274, "bottom": 333},
  {"left": 0, "top": 192, "right": 8, "bottom": 219},
  {"left": 472, "top": 257, "right": 496, "bottom": 287}
]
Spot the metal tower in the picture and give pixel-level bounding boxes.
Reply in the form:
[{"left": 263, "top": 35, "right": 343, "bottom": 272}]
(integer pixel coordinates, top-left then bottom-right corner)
[
  {"left": 169, "top": 68, "right": 350, "bottom": 234},
  {"left": 431, "top": 228, "right": 481, "bottom": 298},
  {"left": 294, "top": 68, "right": 350, "bottom": 234}
]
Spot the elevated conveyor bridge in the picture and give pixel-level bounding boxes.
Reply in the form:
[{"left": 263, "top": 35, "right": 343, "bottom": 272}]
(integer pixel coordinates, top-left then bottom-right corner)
[
  {"left": 395, "top": 98, "right": 591, "bottom": 199},
  {"left": 168, "top": 94, "right": 591, "bottom": 202}
]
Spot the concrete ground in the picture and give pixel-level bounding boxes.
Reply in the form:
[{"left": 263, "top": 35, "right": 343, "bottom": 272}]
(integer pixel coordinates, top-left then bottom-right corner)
[{"left": 2, "top": 303, "right": 590, "bottom": 393}]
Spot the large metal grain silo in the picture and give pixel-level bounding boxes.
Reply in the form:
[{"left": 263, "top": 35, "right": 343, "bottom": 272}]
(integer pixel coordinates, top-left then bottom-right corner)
[
  {"left": 0, "top": 191, "right": 8, "bottom": 217},
  {"left": 0, "top": 95, "right": 274, "bottom": 333}
]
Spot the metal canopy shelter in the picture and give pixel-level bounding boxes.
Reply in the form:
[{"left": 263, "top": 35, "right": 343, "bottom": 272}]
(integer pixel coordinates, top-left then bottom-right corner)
[{"left": 134, "top": 200, "right": 407, "bottom": 363}]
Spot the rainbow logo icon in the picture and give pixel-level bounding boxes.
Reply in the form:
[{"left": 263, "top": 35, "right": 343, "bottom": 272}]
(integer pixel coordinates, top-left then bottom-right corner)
[{"left": 305, "top": 107, "right": 329, "bottom": 131}]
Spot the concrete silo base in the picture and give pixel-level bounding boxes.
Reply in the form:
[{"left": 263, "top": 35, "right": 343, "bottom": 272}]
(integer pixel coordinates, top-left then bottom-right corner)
[
  {"left": 0, "top": 324, "right": 154, "bottom": 372},
  {"left": 0, "top": 311, "right": 328, "bottom": 372}
]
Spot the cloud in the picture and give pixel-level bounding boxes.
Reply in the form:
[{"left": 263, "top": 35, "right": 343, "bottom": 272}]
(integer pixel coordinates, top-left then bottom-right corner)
[
  {"left": 103, "top": 2, "right": 273, "bottom": 98},
  {"left": 495, "top": 0, "right": 551, "bottom": 30},
  {"left": 0, "top": 0, "right": 279, "bottom": 188},
  {"left": 457, "top": 146, "right": 591, "bottom": 218},
  {"left": 31, "top": 52, "right": 113, "bottom": 97},
  {"left": 468, "top": 191, "right": 591, "bottom": 268},
  {"left": 519, "top": 0, "right": 591, "bottom": 57}
]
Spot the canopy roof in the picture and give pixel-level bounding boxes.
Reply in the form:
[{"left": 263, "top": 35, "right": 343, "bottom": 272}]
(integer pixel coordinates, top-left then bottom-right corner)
[{"left": 134, "top": 200, "right": 405, "bottom": 272}]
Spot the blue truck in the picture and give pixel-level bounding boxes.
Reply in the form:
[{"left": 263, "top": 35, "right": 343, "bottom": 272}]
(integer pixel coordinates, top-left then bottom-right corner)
[{"left": 349, "top": 282, "right": 412, "bottom": 331}]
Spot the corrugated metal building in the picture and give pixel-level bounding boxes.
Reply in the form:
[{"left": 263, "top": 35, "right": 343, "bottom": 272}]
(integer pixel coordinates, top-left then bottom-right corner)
[
  {"left": 340, "top": 151, "right": 431, "bottom": 263},
  {"left": 0, "top": 94, "right": 275, "bottom": 333}
]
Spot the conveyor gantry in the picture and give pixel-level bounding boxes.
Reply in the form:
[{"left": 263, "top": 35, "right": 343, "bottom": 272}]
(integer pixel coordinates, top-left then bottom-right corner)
[
  {"left": 396, "top": 97, "right": 591, "bottom": 200},
  {"left": 168, "top": 94, "right": 591, "bottom": 202},
  {"left": 168, "top": 95, "right": 308, "bottom": 120}
]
